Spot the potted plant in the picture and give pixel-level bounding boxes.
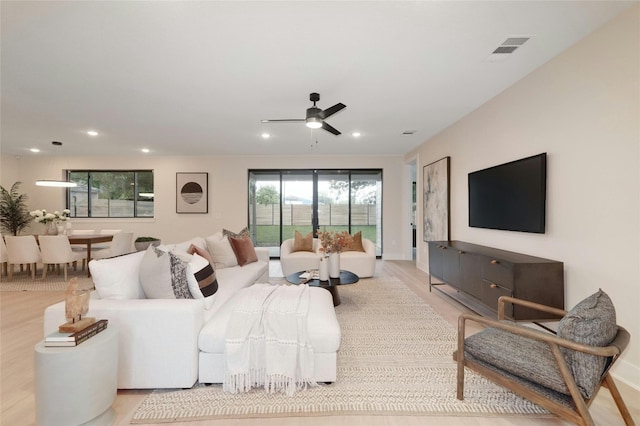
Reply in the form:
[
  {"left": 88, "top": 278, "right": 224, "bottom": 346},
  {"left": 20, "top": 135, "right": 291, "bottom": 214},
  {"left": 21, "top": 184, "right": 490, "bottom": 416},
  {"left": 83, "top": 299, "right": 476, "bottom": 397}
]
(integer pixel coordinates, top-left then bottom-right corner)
[
  {"left": 135, "top": 236, "right": 161, "bottom": 251},
  {"left": 0, "top": 182, "right": 32, "bottom": 236}
]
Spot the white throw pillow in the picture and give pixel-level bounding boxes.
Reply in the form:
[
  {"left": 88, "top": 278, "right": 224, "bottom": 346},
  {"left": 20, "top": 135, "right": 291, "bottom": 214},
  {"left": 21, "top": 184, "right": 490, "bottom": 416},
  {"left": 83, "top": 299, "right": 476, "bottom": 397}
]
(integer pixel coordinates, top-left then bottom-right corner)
[
  {"left": 90, "top": 251, "right": 146, "bottom": 300},
  {"left": 139, "top": 246, "right": 192, "bottom": 299},
  {"left": 205, "top": 234, "right": 238, "bottom": 269}
]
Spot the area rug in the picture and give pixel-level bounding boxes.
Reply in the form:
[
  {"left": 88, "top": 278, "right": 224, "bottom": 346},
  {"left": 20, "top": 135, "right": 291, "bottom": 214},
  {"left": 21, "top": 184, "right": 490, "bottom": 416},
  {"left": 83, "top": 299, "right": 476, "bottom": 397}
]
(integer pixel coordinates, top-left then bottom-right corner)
[
  {"left": 131, "top": 276, "right": 551, "bottom": 423},
  {"left": 0, "top": 270, "right": 95, "bottom": 291}
]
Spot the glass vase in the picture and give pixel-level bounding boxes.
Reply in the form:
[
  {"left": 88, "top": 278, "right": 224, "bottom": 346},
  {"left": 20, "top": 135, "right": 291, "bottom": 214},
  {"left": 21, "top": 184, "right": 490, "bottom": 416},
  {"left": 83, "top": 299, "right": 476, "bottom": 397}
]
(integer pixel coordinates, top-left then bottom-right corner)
[{"left": 46, "top": 222, "right": 58, "bottom": 235}]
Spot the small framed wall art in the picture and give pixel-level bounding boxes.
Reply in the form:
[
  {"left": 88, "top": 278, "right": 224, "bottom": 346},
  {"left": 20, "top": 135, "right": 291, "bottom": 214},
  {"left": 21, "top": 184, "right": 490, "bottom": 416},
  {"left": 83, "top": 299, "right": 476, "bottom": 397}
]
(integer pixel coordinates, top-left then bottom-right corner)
[{"left": 176, "top": 172, "right": 208, "bottom": 214}]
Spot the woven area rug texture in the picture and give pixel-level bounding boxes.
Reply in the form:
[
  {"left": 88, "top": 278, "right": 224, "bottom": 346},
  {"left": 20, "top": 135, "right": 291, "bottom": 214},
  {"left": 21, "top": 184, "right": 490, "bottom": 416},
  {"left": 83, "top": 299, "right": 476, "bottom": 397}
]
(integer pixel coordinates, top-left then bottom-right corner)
[
  {"left": 131, "top": 276, "right": 550, "bottom": 423},
  {"left": 0, "top": 269, "right": 95, "bottom": 291}
]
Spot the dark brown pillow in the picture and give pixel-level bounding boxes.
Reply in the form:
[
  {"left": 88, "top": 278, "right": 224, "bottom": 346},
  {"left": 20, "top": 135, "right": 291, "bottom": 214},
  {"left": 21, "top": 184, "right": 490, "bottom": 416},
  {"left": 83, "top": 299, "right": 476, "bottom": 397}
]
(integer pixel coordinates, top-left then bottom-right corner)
[
  {"left": 229, "top": 236, "right": 258, "bottom": 266},
  {"left": 292, "top": 231, "right": 314, "bottom": 253},
  {"left": 344, "top": 231, "right": 365, "bottom": 252}
]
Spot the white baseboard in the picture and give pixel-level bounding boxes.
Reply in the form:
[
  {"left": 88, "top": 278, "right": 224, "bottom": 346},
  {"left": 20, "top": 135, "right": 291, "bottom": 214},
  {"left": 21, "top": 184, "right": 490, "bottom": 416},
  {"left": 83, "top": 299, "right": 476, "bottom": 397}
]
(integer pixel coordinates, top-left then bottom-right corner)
[
  {"left": 381, "top": 252, "right": 405, "bottom": 260},
  {"left": 612, "top": 358, "right": 640, "bottom": 391}
]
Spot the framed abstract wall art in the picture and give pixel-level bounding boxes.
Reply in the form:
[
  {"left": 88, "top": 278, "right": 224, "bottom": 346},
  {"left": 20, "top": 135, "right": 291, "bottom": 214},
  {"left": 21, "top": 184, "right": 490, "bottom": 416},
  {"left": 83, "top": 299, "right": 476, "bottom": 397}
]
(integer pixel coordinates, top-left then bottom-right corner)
[
  {"left": 423, "top": 156, "right": 450, "bottom": 242},
  {"left": 176, "top": 172, "right": 208, "bottom": 214}
]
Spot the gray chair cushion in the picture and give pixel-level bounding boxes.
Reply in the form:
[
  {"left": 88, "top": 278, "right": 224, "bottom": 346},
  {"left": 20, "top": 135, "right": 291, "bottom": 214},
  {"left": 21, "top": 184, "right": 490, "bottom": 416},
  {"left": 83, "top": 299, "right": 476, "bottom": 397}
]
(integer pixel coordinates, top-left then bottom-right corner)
[
  {"left": 465, "top": 290, "right": 617, "bottom": 401},
  {"left": 557, "top": 289, "right": 617, "bottom": 399},
  {"left": 464, "top": 324, "right": 571, "bottom": 396}
]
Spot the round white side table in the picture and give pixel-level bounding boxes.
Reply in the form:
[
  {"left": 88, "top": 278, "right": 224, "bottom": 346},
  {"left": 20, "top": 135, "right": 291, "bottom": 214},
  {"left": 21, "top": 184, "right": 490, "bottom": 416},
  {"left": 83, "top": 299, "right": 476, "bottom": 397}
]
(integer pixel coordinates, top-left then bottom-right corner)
[{"left": 34, "top": 326, "right": 118, "bottom": 426}]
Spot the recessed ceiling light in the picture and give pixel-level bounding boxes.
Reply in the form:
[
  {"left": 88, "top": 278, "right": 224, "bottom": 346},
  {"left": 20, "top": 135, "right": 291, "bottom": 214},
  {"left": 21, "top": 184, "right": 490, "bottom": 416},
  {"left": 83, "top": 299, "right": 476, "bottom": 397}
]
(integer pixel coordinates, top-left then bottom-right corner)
[
  {"left": 141, "top": 148, "right": 150, "bottom": 153},
  {"left": 87, "top": 130, "right": 99, "bottom": 136},
  {"left": 261, "top": 133, "right": 271, "bottom": 139},
  {"left": 352, "top": 132, "right": 361, "bottom": 138},
  {"left": 30, "top": 148, "right": 40, "bottom": 153}
]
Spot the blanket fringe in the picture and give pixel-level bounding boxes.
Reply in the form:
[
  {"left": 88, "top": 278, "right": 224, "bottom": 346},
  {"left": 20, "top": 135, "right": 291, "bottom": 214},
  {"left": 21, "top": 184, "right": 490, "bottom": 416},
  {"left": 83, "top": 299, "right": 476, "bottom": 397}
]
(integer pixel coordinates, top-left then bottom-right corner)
[{"left": 224, "top": 370, "right": 316, "bottom": 397}]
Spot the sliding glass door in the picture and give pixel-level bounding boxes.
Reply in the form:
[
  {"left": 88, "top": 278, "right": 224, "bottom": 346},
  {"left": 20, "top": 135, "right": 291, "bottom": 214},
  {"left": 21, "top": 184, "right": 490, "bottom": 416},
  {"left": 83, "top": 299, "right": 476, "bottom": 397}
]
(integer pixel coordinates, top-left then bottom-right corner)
[{"left": 249, "top": 169, "right": 382, "bottom": 257}]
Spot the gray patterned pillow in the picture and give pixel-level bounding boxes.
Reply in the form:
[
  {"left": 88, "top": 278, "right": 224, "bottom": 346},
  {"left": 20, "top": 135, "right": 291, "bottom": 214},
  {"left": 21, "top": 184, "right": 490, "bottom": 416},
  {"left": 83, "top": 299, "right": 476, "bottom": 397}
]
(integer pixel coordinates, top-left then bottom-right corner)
[
  {"left": 222, "top": 227, "right": 249, "bottom": 238},
  {"left": 168, "top": 250, "right": 192, "bottom": 299},
  {"left": 557, "top": 289, "right": 617, "bottom": 399}
]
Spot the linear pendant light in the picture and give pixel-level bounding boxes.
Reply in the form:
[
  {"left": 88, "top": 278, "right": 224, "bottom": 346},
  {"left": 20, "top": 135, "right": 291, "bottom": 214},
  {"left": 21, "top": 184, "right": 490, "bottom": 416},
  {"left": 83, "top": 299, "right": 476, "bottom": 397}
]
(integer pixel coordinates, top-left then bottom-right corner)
[
  {"left": 36, "top": 180, "right": 77, "bottom": 188},
  {"left": 34, "top": 141, "right": 78, "bottom": 187}
]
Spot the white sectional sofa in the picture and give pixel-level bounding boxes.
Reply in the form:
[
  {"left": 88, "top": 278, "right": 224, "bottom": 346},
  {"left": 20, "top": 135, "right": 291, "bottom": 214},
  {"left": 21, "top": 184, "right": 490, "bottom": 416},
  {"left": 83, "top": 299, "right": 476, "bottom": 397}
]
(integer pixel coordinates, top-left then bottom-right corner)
[
  {"left": 43, "top": 234, "right": 342, "bottom": 390},
  {"left": 43, "top": 239, "right": 269, "bottom": 389},
  {"left": 280, "top": 237, "right": 377, "bottom": 278}
]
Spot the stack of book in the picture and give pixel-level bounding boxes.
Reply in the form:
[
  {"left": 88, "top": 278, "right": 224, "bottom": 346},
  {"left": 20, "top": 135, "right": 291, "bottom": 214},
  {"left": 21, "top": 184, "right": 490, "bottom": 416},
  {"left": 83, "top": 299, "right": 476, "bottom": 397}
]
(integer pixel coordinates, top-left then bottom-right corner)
[{"left": 45, "top": 319, "right": 108, "bottom": 347}]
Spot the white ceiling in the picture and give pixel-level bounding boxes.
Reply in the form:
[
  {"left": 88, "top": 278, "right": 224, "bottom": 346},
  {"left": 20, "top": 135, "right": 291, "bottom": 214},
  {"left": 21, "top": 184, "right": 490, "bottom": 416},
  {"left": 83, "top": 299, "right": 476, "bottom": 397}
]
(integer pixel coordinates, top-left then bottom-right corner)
[{"left": 1, "top": 1, "right": 633, "bottom": 158}]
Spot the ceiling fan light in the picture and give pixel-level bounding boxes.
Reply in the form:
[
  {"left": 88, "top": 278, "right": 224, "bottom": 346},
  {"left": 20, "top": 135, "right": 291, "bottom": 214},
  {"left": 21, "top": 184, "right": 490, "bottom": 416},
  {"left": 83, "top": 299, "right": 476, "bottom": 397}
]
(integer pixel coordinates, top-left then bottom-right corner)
[
  {"left": 306, "top": 117, "right": 322, "bottom": 129},
  {"left": 36, "top": 180, "right": 78, "bottom": 188}
]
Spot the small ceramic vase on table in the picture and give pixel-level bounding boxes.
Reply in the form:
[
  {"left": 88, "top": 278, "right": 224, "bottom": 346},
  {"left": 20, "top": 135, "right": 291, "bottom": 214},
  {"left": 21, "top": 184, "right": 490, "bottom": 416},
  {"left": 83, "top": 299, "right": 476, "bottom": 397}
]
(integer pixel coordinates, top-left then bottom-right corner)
[
  {"left": 319, "top": 256, "right": 329, "bottom": 281},
  {"left": 328, "top": 252, "right": 340, "bottom": 278}
]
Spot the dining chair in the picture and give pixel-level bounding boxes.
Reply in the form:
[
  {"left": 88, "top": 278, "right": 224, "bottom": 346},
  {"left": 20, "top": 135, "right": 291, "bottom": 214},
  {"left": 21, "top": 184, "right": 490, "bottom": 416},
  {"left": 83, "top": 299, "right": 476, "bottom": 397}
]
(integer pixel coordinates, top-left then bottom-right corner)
[
  {"left": 92, "top": 229, "right": 123, "bottom": 250},
  {"left": 70, "top": 229, "right": 97, "bottom": 253},
  {"left": 0, "top": 235, "right": 8, "bottom": 276},
  {"left": 99, "top": 229, "right": 122, "bottom": 235},
  {"left": 92, "top": 232, "right": 134, "bottom": 260},
  {"left": 39, "top": 235, "right": 86, "bottom": 281},
  {"left": 4, "top": 235, "right": 42, "bottom": 280},
  {"left": 69, "top": 229, "right": 95, "bottom": 235}
]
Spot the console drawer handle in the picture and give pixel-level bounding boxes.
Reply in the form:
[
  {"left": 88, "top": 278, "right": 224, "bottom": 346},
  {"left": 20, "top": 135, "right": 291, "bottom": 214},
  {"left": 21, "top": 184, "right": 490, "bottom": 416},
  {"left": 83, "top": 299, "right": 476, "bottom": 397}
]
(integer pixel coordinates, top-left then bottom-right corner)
[
  {"left": 490, "top": 260, "right": 499, "bottom": 264},
  {"left": 489, "top": 283, "right": 498, "bottom": 289}
]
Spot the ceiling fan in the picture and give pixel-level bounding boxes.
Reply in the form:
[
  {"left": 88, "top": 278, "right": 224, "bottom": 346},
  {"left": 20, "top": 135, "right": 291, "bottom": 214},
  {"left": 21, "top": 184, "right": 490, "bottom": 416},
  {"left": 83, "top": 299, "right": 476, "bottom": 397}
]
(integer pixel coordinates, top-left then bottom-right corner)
[{"left": 261, "top": 92, "right": 346, "bottom": 135}]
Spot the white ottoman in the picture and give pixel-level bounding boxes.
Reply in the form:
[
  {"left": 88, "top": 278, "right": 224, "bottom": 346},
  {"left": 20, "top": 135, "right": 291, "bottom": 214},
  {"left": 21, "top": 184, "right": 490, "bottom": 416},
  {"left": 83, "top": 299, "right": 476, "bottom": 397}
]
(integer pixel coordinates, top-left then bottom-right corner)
[
  {"left": 198, "top": 286, "right": 341, "bottom": 384},
  {"left": 35, "top": 327, "right": 118, "bottom": 426}
]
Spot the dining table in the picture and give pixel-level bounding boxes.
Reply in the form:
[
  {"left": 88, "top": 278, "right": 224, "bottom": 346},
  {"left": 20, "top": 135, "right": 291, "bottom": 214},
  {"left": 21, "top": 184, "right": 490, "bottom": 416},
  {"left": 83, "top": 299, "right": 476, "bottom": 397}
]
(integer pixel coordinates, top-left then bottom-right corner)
[{"left": 67, "top": 234, "right": 113, "bottom": 277}]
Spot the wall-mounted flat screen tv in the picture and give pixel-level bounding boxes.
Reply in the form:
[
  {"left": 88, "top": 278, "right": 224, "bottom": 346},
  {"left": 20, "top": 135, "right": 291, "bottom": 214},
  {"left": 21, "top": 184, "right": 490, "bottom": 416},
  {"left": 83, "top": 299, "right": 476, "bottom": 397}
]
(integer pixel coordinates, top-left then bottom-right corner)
[{"left": 468, "top": 153, "right": 547, "bottom": 233}]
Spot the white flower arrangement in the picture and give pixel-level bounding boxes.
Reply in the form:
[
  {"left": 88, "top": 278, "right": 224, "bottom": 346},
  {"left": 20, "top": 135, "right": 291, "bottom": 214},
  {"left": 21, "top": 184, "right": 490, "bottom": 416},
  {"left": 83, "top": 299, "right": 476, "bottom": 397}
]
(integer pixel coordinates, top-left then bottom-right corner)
[{"left": 30, "top": 209, "right": 70, "bottom": 224}]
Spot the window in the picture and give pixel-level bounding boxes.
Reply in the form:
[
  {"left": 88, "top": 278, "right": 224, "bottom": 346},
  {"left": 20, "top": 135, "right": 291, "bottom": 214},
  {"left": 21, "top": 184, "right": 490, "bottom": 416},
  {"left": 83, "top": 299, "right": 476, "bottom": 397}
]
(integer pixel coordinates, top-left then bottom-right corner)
[
  {"left": 249, "top": 169, "right": 382, "bottom": 257},
  {"left": 67, "top": 170, "right": 154, "bottom": 218}
]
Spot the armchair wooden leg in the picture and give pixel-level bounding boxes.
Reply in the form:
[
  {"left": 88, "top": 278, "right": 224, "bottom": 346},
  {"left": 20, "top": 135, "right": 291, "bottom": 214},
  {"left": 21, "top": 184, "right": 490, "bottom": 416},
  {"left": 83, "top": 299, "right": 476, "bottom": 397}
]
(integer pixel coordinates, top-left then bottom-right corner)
[
  {"left": 456, "top": 353, "right": 465, "bottom": 400},
  {"left": 603, "top": 374, "right": 636, "bottom": 426},
  {"left": 31, "top": 263, "right": 36, "bottom": 280},
  {"left": 456, "top": 316, "right": 467, "bottom": 400},
  {"left": 8, "top": 264, "right": 13, "bottom": 281},
  {"left": 42, "top": 263, "right": 48, "bottom": 279}
]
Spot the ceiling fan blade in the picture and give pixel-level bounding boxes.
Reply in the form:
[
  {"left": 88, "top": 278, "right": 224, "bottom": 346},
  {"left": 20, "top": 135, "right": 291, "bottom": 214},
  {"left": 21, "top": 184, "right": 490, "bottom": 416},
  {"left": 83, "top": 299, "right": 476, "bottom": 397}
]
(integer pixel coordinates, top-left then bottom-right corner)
[
  {"left": 321, "top": 103, "right": 346, "bottom": 119},
  {"left": 322, "top": 121, "right": 341, "bottom": 135},
  {"left": 261, "top": 119, "right": 305, "bottom": 123}
]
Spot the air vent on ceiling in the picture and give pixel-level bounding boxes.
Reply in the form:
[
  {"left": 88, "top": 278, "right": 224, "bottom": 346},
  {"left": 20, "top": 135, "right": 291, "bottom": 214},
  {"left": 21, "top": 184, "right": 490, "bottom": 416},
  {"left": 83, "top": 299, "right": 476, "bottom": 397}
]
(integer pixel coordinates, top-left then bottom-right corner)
[
  {"left": 485, "top": 36, "right": 531, "bottom": 62},
  {"left": 503, "top": 37, "right": 529, "bottom": 46},
  {"left": 492, "top": 46, "right": 518, "bottom": 54}
]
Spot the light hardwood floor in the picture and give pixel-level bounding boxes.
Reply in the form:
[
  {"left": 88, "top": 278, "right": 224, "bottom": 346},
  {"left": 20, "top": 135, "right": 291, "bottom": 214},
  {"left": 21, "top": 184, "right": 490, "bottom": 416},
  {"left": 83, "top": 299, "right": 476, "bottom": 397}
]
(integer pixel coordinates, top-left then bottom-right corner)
[{"left": 1, "top": 260, "right": 638, "bottom": 425}]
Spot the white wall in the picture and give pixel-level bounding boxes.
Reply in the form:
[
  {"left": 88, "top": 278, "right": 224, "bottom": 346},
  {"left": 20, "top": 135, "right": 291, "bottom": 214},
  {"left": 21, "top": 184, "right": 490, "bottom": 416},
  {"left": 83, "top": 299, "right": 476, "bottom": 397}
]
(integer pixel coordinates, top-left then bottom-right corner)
[
  {"left": 410, "top": 5, "right": 639, "bottom": 388},
  {"left": 1, "top": 154, "right": 407, "bottom": 259}
]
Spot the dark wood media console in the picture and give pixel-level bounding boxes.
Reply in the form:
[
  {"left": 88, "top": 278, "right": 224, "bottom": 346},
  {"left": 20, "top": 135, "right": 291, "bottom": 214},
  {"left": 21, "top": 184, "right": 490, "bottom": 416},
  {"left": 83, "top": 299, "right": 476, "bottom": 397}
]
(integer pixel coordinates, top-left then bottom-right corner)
[{"left": 428, "top": 240, "right": 564, "bottom": 321}]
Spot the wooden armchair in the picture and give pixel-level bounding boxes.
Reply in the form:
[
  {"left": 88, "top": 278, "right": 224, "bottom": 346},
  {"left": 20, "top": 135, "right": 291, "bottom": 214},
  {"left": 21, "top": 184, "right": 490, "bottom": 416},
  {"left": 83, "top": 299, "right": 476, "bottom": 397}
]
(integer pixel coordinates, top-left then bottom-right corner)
[{"left": 454, "top": 294, "right": 635, "bottom": 426}]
